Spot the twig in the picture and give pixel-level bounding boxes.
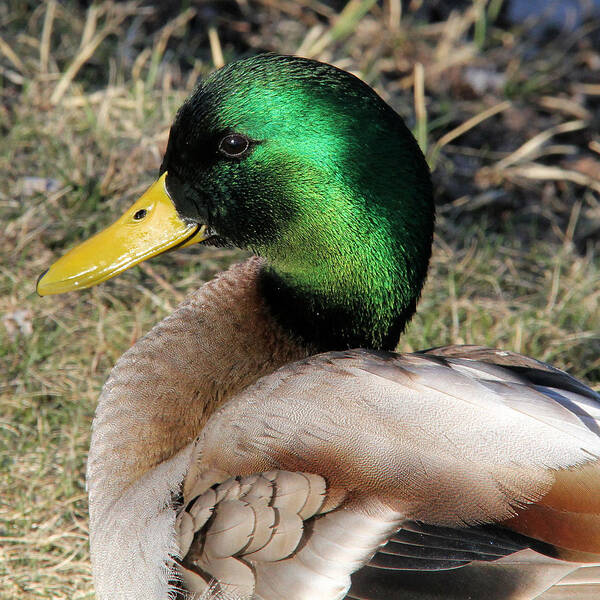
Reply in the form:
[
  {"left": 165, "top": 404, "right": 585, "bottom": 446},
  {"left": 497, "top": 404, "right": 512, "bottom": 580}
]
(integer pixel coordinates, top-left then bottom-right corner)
[
  {"left": 413, "top": 63, "right": 427, "bottom": 154},
  {"left": 494, "top": 120, "right": 585, "bottom": 170},
  {"left": 303, "top": 0, "right": 377, "bottom": 58},
  {"left": 388, "top": 0, "right": 402, "bottom": 30},
  {"left": 51, "top": 4, "right": 135, "bottom": 105},
  {"left": 208, "top": 26, "right": 225, "bottom": 69},
  {"left": 296, "top": 25, "right": 325, "bottom": 56},
  {"left": 571, "top": 83, "right": 600, "bottom": 95},
  {"left": 0, "top": 35, "right": 27, "bottom": 75},
  {"left": 40, "top": 0, "right": 57, "bottom": 75},
  {"left": 146, "top": 7, "right": 197, "bottom": 89},
  {"left": 502, "top": 163, "right": 600, "bottom": 194},
  {"left": 564, "top": 200, "right": 582, "bottom": 247},
  {"left": 538, "top": 96, "right": 591, "bottom": 121},
  {"left": 428, "top": 100, "right": 511, "bottom": 166}
]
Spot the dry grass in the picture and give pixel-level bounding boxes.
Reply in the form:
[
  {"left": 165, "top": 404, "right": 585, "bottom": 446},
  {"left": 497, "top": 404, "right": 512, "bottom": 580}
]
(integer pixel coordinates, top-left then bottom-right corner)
[{"left": 1, "top": 1, "right": 599, "bottom": 598}]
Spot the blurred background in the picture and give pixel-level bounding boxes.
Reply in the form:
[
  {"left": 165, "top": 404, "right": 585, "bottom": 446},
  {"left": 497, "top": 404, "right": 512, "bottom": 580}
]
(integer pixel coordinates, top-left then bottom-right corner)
[{"left": 1, "top": 1, "right": 599, "bottom": 597}]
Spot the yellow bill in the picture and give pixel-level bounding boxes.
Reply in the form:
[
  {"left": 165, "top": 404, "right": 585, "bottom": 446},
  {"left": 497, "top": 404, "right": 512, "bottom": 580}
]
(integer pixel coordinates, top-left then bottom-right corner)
[{"left": 37, "top": 173, "right": 209, "bottom": 296}]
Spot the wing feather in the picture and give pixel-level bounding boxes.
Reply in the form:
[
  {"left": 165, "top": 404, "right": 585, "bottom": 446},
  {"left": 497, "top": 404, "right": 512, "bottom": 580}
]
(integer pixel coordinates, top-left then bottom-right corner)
[{"left": 176, "top": 347, "right": 600, "bottom": 599}]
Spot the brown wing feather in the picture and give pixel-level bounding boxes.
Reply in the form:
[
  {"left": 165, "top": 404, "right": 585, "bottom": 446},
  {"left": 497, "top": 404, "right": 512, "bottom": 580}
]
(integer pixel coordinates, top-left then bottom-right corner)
[
  {"left": 533, "top": 463, "right": 600, "bottom": 514},
  {"left": 503, "top": 501, "right": 600, "bottom": 558}
]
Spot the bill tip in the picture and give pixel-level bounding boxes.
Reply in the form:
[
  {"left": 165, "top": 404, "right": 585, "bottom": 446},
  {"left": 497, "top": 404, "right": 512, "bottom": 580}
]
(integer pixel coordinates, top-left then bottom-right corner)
[{"left": 36, "top": 269, "right": 49, "bottom": 297}]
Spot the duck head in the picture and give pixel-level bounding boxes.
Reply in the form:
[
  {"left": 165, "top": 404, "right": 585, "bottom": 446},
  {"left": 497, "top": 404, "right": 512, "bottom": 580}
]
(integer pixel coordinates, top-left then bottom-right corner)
[{"left": 38, "top": 54, "right": 434, "bottom": 351}]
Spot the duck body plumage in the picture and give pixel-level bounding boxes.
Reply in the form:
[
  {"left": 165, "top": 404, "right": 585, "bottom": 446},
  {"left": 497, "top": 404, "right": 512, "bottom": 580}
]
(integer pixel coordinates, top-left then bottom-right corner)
[
  {"left": 86, "top": 260, "right": 600, "bottom": 600},
  {"left": 37, "top": 54, "right": 600, "bottom": 600}
]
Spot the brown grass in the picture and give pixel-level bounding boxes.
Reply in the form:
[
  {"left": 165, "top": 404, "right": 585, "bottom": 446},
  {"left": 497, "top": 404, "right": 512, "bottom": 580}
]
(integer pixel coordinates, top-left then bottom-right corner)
[{"left": 1, "top": 1, "right": 599, "bottom": 597}]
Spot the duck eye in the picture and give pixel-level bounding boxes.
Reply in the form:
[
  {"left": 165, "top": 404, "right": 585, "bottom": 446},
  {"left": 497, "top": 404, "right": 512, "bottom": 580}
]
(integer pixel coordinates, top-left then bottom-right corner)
[
  {"left": 218, "top": 133, "right": 250, "bottom": 158},
  {"left": 133, "top": 209, "right": 147, "bottom": 221}
]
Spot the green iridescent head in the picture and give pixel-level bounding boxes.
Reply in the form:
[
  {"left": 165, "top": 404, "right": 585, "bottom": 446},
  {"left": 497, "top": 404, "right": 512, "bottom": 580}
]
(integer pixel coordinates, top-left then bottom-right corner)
[
  {"left": 161, "top": 54, "right": 434, "bottom": 350},
  {"left": 38, "top": 53, "right": 434, "bottom": 351}
]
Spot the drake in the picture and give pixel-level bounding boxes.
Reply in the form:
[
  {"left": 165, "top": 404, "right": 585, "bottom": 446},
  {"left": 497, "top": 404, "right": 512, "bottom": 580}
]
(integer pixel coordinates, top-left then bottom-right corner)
[{"left": 37, "top": 54, "right": 600, "bottom": 600}]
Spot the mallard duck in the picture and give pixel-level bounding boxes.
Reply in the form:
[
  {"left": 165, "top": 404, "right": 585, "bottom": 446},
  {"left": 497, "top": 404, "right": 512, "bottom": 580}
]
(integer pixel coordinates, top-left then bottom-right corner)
[{"left": 37, "top": 53, "right": 600, "bottom": 600}]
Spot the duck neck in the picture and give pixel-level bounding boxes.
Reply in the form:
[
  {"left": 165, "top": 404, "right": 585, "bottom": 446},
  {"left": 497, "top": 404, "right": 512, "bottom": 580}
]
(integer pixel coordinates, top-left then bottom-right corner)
[
  {"left": 259, "top": 210, "right": 433, "bottom": 352},
  {"left": 87, "top": 257, "right": 311, "bottom": 501}
]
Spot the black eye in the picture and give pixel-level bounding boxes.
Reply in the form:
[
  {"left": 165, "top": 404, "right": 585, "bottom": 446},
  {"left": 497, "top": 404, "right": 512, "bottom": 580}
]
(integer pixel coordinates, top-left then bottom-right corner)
[
  {"left": 133, "top": 209, "right": 147, "bottom": 221},
  {"left": 218, "top": 133, "right": 250, "bottom": 158}
]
